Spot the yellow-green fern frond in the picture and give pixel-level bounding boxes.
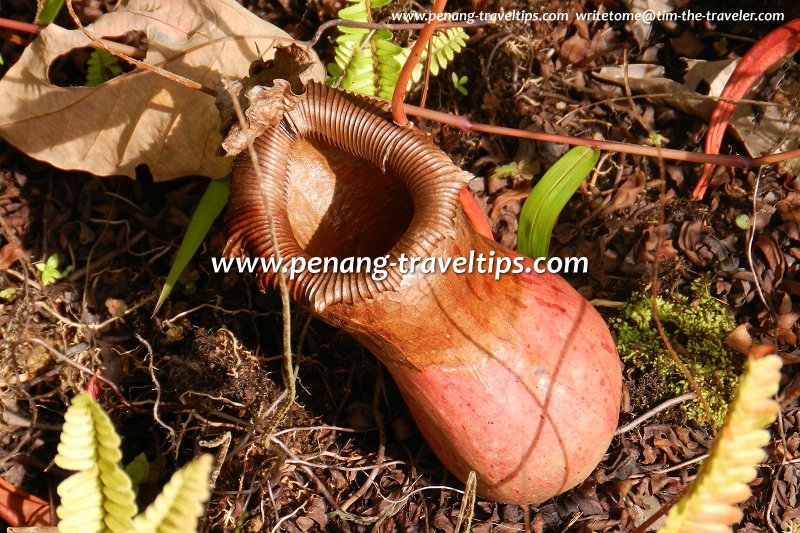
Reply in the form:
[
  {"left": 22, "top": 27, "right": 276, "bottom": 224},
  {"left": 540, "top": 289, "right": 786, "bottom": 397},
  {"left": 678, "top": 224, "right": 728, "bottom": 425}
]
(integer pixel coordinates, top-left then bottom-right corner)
[
  {"left": 327, "top": 1, "right": 467, "bottom": 99},
  {"left": 395, "top": 27, "right": 468, "bottom": 84},
  {"left": 659, "top": 353, "right": 782, "bottom": 533},
  {"left": 132, "top": 454, "right": 213, "bottom": 532},
  {"left": 327, "top": 0, "right": 393, "bottom": 96},
  {"left": 55, "top": 393, "right": 137, "bottom": 533}
]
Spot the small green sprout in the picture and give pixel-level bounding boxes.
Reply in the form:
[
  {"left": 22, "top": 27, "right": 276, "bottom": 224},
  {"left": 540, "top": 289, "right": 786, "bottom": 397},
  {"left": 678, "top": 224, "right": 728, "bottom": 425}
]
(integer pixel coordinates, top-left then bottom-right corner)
[
  {"left": 713, "top": 37, "right": 729, "bottom": 56},
  {"left": 451, "top": 73, "right": 468, "bottom": 95},
  {"left": 491, "top": 159, "right": 539, "bottom": 181},
  {"left": 125, "top": 452, "right": 150, "bottom": 494},
  {"left": 735, "top": 214, "right": 752, "bottom": 230},
  {"left": 646, "top": 131, "right": 666, "bottom": 147},
  {"left": 36, "top": 253, "right": 73, "bottom": 285},
  {"left": 779, "top": 157, "right": 800, "bottom": 177},
  {"left": 517, "top": 146, "right": 600, "bottom": 259},
  {"left": 0, "top": 287, "right": 17, "bottom": 301},
  {"left": 178, "top": 267, "right": 201, "bottom": 295}
]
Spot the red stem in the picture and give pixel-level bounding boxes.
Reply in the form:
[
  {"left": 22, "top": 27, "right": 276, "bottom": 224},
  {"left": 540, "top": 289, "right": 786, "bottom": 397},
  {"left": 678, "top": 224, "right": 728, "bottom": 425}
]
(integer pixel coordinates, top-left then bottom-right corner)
[
  {"left": 405, "top": 104, "right": 754, "bottom": 167},
  {"left": 752, "top": 146, "right": 800, "bottom": 166},
  {"left": 0, "top": 17, "right": 41, "bottom": 34},
  {"left": 391, "top": 0, "right": 447, "bottom": 126}
]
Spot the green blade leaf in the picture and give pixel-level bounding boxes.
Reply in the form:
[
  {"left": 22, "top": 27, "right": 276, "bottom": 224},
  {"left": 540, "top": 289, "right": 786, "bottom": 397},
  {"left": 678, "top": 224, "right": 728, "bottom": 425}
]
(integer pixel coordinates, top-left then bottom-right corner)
[
  {"left": 517, "top": 146, "right": 599, "bottom": 259},
  {"left": 38, "top": 0, "right": 65, "bottom": 25},
  {"left": 154, "top": 177, "right": 230, "bottom": 314}
]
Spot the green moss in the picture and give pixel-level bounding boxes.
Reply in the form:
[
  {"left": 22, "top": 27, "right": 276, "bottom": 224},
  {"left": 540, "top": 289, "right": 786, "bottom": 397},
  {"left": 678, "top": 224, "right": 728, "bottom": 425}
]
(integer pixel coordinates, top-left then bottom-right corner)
[{"left": 613, "top": 279, "right": 741, "bottom": 427}]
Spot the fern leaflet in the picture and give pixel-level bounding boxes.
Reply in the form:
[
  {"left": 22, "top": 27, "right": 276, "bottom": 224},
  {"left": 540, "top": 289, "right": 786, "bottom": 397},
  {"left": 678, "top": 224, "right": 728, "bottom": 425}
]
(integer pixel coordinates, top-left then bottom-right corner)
[
  {"left": 132, "top": 455, "right": 213, "bottom": 533},
  {"left": 54, "top": 393, "right": 214, "bottom": 532},
  {"left": 86, "top": 49, "right": 123, "bottom": 88},
  {"left": 55, "top": 393, "right": 137, "bottom": 533},
  {"left": 658, "top": 353, "right": 782, "bottom": 532}
]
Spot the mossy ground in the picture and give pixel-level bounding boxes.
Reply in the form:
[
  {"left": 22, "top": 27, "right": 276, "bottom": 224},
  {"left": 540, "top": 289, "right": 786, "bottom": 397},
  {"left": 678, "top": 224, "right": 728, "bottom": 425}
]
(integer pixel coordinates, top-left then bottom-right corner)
[{"left": 614, "top": 279, "right": 741, "bottom": 427}]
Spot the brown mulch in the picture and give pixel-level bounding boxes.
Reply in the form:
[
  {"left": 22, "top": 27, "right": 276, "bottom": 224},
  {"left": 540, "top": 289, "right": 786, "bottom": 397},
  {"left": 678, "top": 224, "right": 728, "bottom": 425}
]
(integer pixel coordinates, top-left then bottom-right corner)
[{"left": 1, "top": 0, "right": 799, "bottom": 531}]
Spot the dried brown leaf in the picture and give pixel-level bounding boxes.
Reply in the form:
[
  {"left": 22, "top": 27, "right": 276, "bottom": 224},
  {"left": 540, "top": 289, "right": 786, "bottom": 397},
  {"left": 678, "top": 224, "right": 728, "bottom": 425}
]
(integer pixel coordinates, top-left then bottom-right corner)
[
  {"left": 219, "top": 79, "right": 301, "bottom": 157},
  {"left": 594, "top": 60, "right": 800, "bottom": 159},
  {"left": 640, "top": 224, "right": 678, "bottom": 263},
  {"left": 489, "top": 185, "right": 530, "bottom": 220},
  {"left": 777, "top": 192, "right": 800, "bottom": 240},
  {"left": 725, "top": 324, "right": 753, "bottom": 355},
  {"left": 0, "top": 241, "right": 28, "bottom": 269},
  {"left": 560, "top": 33, "right": 588, "bottom": 64},
  {"left": 0, "top": 0, "right": 324, "bottom": 181},
  {"left": 677, "top": 219, "right": 707, "bottom": 266},
  {"left": 601, "top": 169, "right": 646, "bottom": 215}
]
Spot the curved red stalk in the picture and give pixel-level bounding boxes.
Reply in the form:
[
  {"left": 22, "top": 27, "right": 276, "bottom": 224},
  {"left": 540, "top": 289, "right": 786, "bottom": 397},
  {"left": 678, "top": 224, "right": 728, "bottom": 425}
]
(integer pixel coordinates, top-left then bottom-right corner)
[
  {"left": 391, "top": 0, "right": 447, "bottom": 126},
  {"left": 459, "top": 188, "right": 494, "bottom": 239},
  {"left": 694, "top": 18, "right": 800, "bottom": 200},
  {"left": 385, "top": 0, "right": 498, "bottom": 237}
]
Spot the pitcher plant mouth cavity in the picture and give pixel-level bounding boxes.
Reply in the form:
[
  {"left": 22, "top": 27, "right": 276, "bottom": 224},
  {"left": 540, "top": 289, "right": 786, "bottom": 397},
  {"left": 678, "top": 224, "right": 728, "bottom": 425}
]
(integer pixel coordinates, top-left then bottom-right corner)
[{"left": 224, "top": 81, "right": 472, "bottom": 311}]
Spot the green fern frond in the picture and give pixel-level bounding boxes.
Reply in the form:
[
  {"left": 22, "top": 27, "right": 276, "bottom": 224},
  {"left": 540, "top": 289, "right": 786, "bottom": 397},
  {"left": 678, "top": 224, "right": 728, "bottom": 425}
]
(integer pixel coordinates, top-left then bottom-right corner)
[
  {"left": 86, "top": 49, "right": 123, "bottom": 88},
  {"left": 132, "top": 454, "right": 213, "bottom": 533},
  {"left": 327, "top": 1, "right": 466, "bottom": 99},
  {"left": 55, "top": 393, "right": 137, "bottom": 533},
  {"left": 658, "top": 353, "right": 782, "bottom": 532}
]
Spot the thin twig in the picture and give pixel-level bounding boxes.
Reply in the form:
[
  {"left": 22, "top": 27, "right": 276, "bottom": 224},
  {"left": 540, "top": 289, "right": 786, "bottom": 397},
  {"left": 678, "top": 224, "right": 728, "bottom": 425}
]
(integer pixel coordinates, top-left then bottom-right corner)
[
  {"left": 0, "top": 17, "right": 41, "bottom": 34},
  {"left": 650, "top": 165, "right": 717, "bottom": 435},
  {"left": 615, "top": 393, "right": 698, "bottom": 435},
  {"left": 651, "top": 454, "right": 708, "bottom": 475},
  {"left": 269, "top": 504, "right": 304, "bottom": 533},
  {"left": 0, "top": 15, "right": 145, "bottom": 58},
  {"left": 556, "top": 91, "right": 800, "bottom": 127},
  {"left": 418, "top": 36, "right": 433, "bottom": 109},
  {"left": 453, "top": 471, "right": 476, "bottom": 533},
  {"left": 307, "top": 18, "right": 482, "bottom": 47},
  {"left": 67, "top": 230, "right": 147, "bottom": 282},
  {"left": 164, "top": 302, "right": 275, "bottom": 324},
  {"left": 64, "top": 0, "right": 213, "bottom": 95},
  {"left": 630, "top": 485, "right": 690, "bottom": 533},
  {"left": 225, "top": 86, "right": 296, "bottom": 439},
  {"left": 746, "top": 168, "right": 774, "bottom": 314},
  {"left": 135, "top": 333, "right": 177, "bottom": 451},
  {"left": 404, "top": 104, "right": 754, "bottom": 167},
  {"left": 336, "top": 368, "right": 386, "bottom": 514},
  {"left": 752, "top": 146, "right": 800, "bottom": 165}
]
